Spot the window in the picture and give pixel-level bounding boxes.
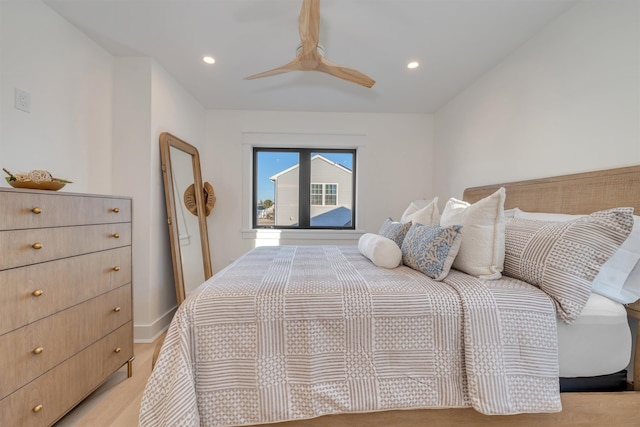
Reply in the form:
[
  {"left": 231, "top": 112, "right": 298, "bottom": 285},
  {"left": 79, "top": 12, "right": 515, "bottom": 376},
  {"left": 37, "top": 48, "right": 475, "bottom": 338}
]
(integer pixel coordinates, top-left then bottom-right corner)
[
  {"left": 311, "top": 184, "right": 323, "bottom": 206},
  {"left": 311, "top": 183, "right": 337, "bottom": 206},
  {"left": 253, "top": 148, "right": 356, "bottom": 229}
]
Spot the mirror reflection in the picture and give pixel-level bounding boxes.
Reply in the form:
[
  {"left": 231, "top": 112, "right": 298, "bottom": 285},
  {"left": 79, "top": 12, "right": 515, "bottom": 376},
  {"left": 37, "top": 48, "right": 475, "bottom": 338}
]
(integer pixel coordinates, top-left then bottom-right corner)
[
  {"left": 169, "top": 146, "right": 207, "bottom": 296},
  {"left": 160, "top": 132, "right": 213, "bottom": 306}
]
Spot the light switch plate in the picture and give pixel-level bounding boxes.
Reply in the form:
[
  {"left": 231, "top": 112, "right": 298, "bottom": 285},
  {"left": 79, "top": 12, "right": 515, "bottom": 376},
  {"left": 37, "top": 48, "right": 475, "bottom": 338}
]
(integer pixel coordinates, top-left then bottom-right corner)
[{"left": 15, "top": 88, "right": 31, "bottom": 113}]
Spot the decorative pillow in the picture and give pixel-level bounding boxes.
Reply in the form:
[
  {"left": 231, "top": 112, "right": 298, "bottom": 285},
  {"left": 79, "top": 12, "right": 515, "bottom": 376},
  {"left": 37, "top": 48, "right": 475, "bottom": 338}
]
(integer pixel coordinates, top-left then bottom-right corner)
[
  {"left": 358, "top": 233, "right": 402, "bottom": 269},
  {"left": 378, "top": 218, "right": 412, "bottom": 248},
  {"left": 401, "top": 223, "right": 463, "bottom": 281},
  {"left": 440, "top": 188, "right": 506, "bottom": 279},
  {"left": 513, "top": 208, "right": 640, "bottom": 304},
  {"left": 504, "top": 208, "right": 634, "bottom": 323},
  {"left": 400, "top": 198, "right": 440, "bottom": 225}
]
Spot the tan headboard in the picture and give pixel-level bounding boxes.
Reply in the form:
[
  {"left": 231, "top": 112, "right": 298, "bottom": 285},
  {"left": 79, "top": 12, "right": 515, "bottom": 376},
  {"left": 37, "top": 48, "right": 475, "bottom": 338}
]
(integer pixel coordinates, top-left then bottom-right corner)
[{"left": 462, "top": 165, "right": 640, "bottom": 215}]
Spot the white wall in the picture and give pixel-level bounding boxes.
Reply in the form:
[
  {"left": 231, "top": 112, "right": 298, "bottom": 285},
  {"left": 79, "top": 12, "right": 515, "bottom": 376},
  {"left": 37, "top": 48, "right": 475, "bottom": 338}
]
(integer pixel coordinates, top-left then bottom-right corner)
[
  {"left": 1, "top": 0, "right": 113, "bottom": 194},
  {"left": 112, "top": 57, "right": 155, "bottom": 341},
  {"left": 203, "top": 110, "right": 433, "bottom": 273},
  {"left": 433, "top": 0, "right": 640, "bottom": 380},
  {"left": 434, "top": 0, "right": 640, "bottom": 200},
  {"left": 148, "top": 60, "right": 206, "bottom": 338},
  {"left": 113, "top": 57, "right": 206, "bottom": 342},
  {"left": 0, "top": 0, "right": 206, "bottom": 342}
]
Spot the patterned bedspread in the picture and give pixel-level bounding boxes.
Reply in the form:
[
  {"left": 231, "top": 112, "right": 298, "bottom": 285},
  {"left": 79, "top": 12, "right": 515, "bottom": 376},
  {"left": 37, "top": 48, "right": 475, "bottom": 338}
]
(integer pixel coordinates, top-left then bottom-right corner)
[{"left": 139, "top": 246, "right": 561, "bottom": 426}]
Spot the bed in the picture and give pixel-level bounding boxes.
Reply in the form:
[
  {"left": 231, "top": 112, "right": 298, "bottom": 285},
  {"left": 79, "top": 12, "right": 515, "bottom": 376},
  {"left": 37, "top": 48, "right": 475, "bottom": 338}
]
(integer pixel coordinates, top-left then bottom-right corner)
[{"left": 140, "top": 165, "right": 640, "bottom": 426}]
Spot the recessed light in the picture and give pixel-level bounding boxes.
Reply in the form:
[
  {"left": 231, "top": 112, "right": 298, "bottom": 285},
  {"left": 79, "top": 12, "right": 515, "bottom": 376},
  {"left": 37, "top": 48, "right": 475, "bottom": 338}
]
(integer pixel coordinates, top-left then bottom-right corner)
[
  {"left": 407, "top": 61, "right": 419, "bottom": 69},
  {"left": 203, "top": 56, "right": 215, "bottom": 64}
]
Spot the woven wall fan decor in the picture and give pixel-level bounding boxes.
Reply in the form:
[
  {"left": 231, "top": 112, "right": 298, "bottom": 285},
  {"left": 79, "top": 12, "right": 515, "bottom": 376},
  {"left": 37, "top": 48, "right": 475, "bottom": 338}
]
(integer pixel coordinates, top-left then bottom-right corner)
[{"left": 184, "top": 181, "right": 216, "bottom": 217}]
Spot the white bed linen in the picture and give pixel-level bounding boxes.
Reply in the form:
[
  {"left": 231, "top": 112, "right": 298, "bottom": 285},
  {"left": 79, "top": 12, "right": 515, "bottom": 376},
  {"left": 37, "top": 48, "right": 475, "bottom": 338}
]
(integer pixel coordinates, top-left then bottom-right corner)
[{"left": 557, "top": 293, "right": 631, "bottom": 377}]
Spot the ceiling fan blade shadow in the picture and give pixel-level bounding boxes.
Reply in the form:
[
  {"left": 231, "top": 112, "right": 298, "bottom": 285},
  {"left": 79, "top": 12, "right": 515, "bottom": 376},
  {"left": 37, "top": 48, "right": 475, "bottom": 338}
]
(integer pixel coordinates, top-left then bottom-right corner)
[
  {"left": 316, "top": 56, "right": 375, "bottom": 88},
  {"left": 244, "top": 57, "right": 305, "bottom": 80}
]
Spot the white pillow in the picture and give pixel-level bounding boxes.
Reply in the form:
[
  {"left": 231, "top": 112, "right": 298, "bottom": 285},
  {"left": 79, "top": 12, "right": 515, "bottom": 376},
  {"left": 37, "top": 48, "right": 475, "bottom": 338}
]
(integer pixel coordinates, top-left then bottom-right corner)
[
  {"left": 400, "top": 197, "right": 440, "bottom": 225},
  {"left": 513, "top": 209, "right": 640, "bottom": 304},
  {"left": 504, "top": 208, "right": 518, "bottom": 218},
  {"left": 358, "top": 233, "right": 402, "bottom": 269},
  {"left": 440, "top": 188, "right": 506, "bottom": 279}
]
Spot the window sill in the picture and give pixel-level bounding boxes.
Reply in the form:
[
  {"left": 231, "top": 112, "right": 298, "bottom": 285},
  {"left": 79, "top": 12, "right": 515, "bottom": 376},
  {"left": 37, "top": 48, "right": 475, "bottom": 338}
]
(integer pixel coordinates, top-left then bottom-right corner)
[{"left": 242, "top": 228, "right": 365, "bottom": 241}]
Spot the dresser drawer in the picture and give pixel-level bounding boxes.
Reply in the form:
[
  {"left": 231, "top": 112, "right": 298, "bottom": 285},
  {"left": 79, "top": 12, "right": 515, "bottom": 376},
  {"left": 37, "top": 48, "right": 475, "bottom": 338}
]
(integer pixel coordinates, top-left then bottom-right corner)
[
  {"left": 0, "top": 246, "right": 131, "bottom": 335},
  {"left": 0, "top": 223, "right": 131, "bottom": 270},
  {"left": 0, "top": 190, "right": 131, "bottom": 230},
  {"left": 0, "top": 284, "right": 132, "bottom": 400},
  {"left": 0, "top": 322, "right": 133, "bottom": 427}
]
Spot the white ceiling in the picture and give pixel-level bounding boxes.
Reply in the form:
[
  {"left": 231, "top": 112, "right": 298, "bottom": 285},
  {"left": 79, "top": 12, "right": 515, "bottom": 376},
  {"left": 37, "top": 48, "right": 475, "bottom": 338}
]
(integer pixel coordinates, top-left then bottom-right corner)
[{"left": 43, "top": 0, "right": 578, "bottom": 114}]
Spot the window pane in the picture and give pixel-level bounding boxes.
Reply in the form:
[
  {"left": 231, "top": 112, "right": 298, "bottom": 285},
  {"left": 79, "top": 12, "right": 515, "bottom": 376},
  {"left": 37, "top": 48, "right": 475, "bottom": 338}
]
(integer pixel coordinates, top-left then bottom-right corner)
[
  {"left": 255, "top": 151, "right": 299, "bottom": 226},
  {"left": 325, "top": 184, "right": 337, "bottom": 206},
  {"left": 309, "top": 152, "right": 353, "bottom": 227},
  {"left": 311, "top": 184, "right": 323, "bottom": 206}
]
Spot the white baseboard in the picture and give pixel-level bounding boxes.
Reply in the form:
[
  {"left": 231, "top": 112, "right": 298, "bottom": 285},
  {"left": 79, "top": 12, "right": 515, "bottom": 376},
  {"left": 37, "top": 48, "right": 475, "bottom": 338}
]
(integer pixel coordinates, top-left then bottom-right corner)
[{"left": 134, "top": 306, "right": 177, "bottom": 343}]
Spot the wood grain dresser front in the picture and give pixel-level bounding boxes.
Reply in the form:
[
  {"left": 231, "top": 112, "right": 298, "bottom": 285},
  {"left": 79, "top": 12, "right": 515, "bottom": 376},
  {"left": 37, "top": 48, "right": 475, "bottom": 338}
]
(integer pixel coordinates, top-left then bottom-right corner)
[{"left": 0, "top": 188, "right": 134, "bottom": 426}]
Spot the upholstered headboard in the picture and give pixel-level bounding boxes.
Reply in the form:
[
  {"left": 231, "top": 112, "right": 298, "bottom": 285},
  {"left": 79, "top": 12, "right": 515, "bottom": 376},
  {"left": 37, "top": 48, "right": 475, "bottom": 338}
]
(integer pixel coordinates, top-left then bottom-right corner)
[{"left": 463, "top": 165, "right": 640, "bottom": 215}]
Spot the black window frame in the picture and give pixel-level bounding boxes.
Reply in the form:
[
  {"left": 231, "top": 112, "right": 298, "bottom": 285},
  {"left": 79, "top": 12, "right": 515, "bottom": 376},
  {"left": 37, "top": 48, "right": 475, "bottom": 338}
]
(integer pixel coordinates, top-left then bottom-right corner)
[{"left": 253, "top": 147, "right": 356, "bottom": 230}]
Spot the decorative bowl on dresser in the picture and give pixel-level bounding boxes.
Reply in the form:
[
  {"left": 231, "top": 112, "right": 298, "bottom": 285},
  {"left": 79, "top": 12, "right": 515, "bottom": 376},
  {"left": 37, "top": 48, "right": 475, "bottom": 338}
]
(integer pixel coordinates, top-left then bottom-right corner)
[{"left": 0, "top": 188, "right": 134, "bottom": 426}]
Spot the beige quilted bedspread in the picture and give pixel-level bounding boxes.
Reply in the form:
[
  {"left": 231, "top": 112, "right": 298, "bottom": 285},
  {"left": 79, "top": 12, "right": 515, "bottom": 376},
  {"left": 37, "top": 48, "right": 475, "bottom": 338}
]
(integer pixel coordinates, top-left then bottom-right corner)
[{"left": 139, "top": 246, "right": 561, "bottom": 426}]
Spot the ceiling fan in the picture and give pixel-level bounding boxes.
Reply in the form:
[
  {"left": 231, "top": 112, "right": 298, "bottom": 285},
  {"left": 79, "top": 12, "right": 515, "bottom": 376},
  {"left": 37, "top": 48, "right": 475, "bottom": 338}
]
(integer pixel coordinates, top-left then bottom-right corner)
[{"left": 244, "top": 0, "right": 375, "bottom": 88}]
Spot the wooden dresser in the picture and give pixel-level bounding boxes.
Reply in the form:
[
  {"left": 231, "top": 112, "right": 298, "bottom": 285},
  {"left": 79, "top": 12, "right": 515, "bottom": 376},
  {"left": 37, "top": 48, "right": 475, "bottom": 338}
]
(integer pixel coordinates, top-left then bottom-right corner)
[{"left": 0, "top": 188, "right": 134, "bottom": 426}]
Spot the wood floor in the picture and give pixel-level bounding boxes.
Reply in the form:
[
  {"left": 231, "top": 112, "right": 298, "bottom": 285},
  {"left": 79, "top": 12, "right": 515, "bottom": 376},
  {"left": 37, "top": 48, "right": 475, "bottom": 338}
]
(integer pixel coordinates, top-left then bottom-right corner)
[{"left": 53, "top": 339, "right": 157, "bottom": 427}]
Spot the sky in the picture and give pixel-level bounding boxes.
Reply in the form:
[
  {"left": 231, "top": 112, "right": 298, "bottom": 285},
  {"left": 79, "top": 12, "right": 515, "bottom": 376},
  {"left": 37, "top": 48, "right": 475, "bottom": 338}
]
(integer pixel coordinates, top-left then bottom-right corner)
[{"left": 256, "top": 151, "right": 353, "bottom": 202}]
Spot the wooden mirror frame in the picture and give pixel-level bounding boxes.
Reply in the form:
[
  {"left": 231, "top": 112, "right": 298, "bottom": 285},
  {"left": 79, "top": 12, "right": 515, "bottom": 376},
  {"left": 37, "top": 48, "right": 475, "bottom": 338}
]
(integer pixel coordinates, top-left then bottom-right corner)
[{"left": 159, "top": 132, "right": 213, "bottom": 306}]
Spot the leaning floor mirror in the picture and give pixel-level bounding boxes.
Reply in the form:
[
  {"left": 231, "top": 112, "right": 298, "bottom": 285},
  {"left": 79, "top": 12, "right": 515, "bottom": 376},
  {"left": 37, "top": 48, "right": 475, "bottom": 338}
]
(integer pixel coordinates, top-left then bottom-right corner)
[{"left": 160, "top": 132, "right": 213, "bottom": 306}]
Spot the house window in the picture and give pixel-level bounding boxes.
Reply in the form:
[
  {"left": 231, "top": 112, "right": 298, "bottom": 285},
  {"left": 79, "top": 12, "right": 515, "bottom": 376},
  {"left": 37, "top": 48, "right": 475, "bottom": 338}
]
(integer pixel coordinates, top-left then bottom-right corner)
[
  {"left": 311, "top": 184, "right": 323, "bottom": 206},
  {"left": 311, "top": 183, "right": 338, "bottom": 206},
  {"left": 253, "top": 148, "right": 356, "bottom": 229}
]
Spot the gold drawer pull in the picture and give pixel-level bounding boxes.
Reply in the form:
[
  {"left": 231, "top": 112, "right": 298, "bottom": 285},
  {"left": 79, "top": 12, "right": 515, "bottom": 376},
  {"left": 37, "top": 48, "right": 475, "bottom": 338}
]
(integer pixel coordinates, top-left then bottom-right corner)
[
  {"left": 32, "top": 207, "right": 42, "bottom": 214},
  {"left": 113, "top": 266, "right": 121, "bottom": 272},
  {"left": 112, "top": 233, "right": 120, "bottom": 239},
  {"left": 112, "top": 208, "right": 120, "bottom": 213},
  {"left": 32, "top": 289, "right": 44, "bottom": 297},
  {"left": 32, "top": 242, "right": 43, "bottom": 250},
  {"left": 113, "top": 307, "right": 121, "bottom": 313},
  {"left": 32, "top": 404, "right": 43, "bottom": 413},
  {"left": 114, "top": 347, "right": 121, "bottom": 354},
  {"left": 33, "top": 347, "right": 44, "bottom": 355}
]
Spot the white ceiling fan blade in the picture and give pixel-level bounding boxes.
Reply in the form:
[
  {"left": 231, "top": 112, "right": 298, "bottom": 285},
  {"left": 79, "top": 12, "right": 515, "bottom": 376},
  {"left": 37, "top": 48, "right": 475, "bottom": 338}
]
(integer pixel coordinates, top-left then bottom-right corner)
[{"left": 317, "top": 56, "right": 376, "bottom": 88}]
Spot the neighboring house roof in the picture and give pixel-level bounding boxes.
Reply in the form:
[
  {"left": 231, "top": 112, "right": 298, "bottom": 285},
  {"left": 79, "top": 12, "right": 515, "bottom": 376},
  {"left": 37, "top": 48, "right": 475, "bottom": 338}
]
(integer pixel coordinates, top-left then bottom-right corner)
[
  {"left": 270, "top": 154, "right": 352, "bottom": 181},
  {"left": 310, "top": 207, "right": 352, "bottom": 227}
]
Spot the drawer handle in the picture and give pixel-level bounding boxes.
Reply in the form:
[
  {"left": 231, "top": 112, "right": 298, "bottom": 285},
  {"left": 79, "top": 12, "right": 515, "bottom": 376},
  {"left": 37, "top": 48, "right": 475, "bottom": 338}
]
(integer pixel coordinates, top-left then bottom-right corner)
[
  {"left": 33, "top": 347, "right": 44, "bottom": 355},
  {"left": 112, "top": 233, "right": 120, "bottom": 239},
  {"left": 113, "top": 266, "right": 121, "bottom": 272},
  {"left": 32, "top": 207, "right": 42, "bottom": 214},
  {"left": 32, "top": 242, "right": 43, "bottom": 250},
  {"left": 32, "top": 404, "right": 43, "bottom": 413},
  {"left": 114, "top": 347, "right": 121, "bottom": 354},
  {"left": 113, "top": 208, "right": 120, "bottom": 213},
  {"left": 113, "top": 307, "right": 121, "bottom": 313},
  {"left": 32, "top": 289, "right": 44, "bottom": 297}
]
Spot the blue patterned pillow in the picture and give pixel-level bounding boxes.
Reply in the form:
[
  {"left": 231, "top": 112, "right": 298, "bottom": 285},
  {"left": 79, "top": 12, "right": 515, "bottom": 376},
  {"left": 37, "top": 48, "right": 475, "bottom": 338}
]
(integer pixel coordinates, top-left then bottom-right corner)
[
  {"left": 401, "top": 223, "right": 463, "bottom": 281},
  {"left": 378, "top": 218, "right": 412, "bottom": 248}
]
